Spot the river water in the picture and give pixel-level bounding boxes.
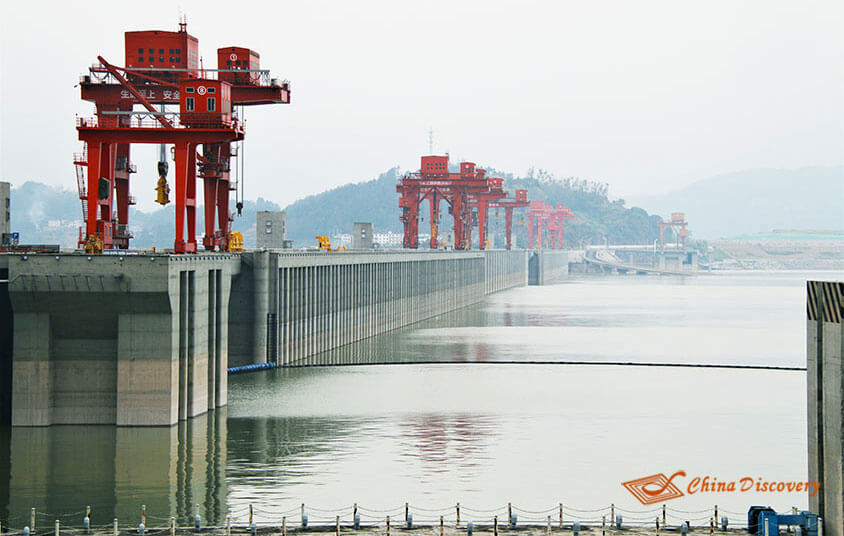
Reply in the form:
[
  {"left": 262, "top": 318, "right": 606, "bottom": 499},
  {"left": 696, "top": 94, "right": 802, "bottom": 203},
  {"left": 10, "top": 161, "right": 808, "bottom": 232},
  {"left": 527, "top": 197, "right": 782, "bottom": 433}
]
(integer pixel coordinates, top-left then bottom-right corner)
[{"left": 1, "top": 271, "right": 841, "bottom": 529}]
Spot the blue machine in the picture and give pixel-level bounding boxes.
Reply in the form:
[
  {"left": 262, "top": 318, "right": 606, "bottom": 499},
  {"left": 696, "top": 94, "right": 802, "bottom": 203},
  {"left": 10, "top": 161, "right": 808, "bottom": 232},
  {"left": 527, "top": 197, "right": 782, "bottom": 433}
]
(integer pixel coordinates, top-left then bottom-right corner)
[{"left": 747, "top": 507, "right": 820, "bottom": 536}]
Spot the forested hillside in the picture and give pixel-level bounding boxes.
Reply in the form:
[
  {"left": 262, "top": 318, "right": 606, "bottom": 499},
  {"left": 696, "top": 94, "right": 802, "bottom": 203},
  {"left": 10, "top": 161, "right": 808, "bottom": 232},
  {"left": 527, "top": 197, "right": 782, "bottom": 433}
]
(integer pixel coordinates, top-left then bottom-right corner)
[{"left": 9, "top": 166, "right": 669, "bottom": 249}]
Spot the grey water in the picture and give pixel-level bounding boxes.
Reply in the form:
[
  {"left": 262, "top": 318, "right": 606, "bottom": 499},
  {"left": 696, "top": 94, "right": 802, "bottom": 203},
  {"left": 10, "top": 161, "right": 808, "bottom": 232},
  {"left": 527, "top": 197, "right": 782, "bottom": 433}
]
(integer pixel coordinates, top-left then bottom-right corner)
[{"left": 1, "top": 271, "right": 840, "bottom": 529}]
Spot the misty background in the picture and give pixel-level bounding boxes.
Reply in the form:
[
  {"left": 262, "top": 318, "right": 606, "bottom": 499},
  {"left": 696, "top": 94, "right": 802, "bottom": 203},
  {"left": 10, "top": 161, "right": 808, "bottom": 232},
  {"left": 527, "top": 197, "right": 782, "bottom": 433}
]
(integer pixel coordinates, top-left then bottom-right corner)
[{"left": 1, "top": 0, "right": 842, "bottom": 244}]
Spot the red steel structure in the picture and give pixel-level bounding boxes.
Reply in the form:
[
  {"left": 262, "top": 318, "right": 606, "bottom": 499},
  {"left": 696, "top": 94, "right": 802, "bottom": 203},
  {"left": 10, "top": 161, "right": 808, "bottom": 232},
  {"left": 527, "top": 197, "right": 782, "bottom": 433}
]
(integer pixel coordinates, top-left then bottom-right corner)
[
  {"left": 527, "top": 202, "right": 574, "bottom": 249},
  {"left": 75, "top": 20, "right": 290, "bottom": 252},
  {"left": 527, "top": 202, "right": 552, "bottom": 250},
  {"left": 658, "top": 212, "right": 689, "bottom": 250},
  {"left": 467, "top": 176, "right": 508, "bottom": 250},
  {"left": 397, "top": 156, "right": 498, "bottom": 250},
  {"left": 547, "top": 204, "right": 575, "bottom": 249},
  {"left": 486, "top": 189, "right": 529, "bottom": 250}
]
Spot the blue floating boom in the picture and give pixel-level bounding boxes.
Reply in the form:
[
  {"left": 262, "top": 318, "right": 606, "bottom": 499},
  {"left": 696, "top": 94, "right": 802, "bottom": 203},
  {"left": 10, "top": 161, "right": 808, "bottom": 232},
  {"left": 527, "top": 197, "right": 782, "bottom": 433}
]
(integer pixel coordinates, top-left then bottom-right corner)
[{"left": 227, "top": 362, "right": 276, "bottom": 374}]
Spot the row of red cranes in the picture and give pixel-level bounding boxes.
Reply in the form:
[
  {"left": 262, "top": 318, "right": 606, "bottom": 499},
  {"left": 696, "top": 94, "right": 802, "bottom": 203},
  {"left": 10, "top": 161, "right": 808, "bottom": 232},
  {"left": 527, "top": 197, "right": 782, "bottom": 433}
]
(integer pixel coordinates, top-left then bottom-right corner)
[
  {"left": 69, "top": 22, "right": 686, "bottom": 255},
  {"left": 396, "top": 155, "right": 575, "bottom": 250},
  {"left": 526, "top": 201, "right": 574, "bottom": 250}
]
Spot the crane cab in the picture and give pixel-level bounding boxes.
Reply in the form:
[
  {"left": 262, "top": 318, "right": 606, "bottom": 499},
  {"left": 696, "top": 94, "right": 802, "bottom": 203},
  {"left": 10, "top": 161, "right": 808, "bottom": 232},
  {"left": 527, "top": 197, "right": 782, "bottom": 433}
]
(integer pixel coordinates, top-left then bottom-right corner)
[
  {"left": 420, "top": 155, "right": 449, "bottom": 176},
  {"left": 460, "top": 162, "right": 476, "bottom": 179},
  {"left": 179, "top": 79, "right": 232, "bottom": 128},
  {"left": 124, "top": 23, "right": 200, "bottom": 84},
  {"left": 217, "top": 47, "right": 261, "bottom": 86}
]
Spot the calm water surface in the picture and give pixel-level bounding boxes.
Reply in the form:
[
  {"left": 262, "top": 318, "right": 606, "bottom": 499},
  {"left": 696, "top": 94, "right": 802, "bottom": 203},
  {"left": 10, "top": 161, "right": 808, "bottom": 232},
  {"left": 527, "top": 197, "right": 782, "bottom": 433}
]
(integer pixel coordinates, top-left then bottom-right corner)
[{"left": 1, "top": 271, "right": 841, "bottom": 528}]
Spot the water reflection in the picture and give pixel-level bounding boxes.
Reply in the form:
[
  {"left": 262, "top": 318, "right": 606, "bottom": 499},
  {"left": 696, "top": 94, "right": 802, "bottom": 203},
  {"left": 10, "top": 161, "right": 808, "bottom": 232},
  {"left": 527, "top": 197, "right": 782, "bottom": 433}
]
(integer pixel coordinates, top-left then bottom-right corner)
[
  {"left": 3, "top": 271, "right": 840, "bottom": 526},
  {"left": 287, "top": 305, "right": 489, "bottom": 367},
  {"left": 1, "top": 411, "right": 227, "bottom": 527}
]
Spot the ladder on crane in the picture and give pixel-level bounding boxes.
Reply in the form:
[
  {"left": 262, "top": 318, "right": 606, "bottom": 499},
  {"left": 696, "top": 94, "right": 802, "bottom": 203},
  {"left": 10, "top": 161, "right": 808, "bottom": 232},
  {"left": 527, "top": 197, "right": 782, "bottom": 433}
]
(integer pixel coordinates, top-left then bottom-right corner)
[{"left": 73, "top": 144, "right": 88, "bottom": 247}]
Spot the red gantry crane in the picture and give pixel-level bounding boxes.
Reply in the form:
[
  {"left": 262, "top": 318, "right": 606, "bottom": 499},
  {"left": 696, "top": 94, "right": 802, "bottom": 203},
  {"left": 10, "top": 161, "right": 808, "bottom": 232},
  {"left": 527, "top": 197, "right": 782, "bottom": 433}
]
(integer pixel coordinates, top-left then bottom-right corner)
[
  {"left": 526, "top": 201, "right": 552, "bottom": 250},
  {"left": 397, "top": 155, "right": 498, "bottom": 250},
  {"left": 74, "top": 20, "right": 291, "bottom": 253},
  {"left": 486, "top": 189, "right": 529, "bottom": 250},
  {"left": 527, "top": 202, "right": 574, "bottom": 250},
  {"left": 548, "top": 204, "right": 574, "bottom": 249},
  {"left": 467, "top": 176, "right": 508, "bottom": 250},
  {"left": 658, "top": 212, "right": 689, "bottom": 251}
]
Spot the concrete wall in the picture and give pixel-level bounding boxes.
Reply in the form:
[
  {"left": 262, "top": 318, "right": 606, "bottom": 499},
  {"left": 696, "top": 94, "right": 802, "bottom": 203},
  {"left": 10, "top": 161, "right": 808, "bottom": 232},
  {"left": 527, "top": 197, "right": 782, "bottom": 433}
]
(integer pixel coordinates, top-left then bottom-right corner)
[
  {"left": 229, "top": 250, "right": 503, "bottom": 367},
  {"left": 7, "top": 253, "right": 239, "bottom": 426},
  {"left": 0, "top": 258, "right": 11, "bottom": 425},
  {"left": 807, "top": 280, "right": 843, "bottom": 536},
  {"left": 529, "top": 250, "right": 569, "bottom": 285},
  {"left": 7, "top": 248, "right": 546, "bottom": 425},
  {"left": 256, "top": 211, "right": 286, "bottom": 249},
  {"left": 485, "top": 249, "right": 529, "bottom": 294},
  {"left": 353, "top": 222, "right": 374, "bottom": 249}
]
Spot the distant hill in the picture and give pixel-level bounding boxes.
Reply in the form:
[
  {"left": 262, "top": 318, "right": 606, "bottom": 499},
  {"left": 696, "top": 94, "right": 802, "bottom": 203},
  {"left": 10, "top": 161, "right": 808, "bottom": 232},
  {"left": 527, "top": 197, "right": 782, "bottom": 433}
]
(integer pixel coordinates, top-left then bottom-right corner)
[
  {"left": 282, "top": 167, "right": 664, "bottom": 247},
  {"left": 627, "top": 166, "right": 844, "bottom": 239},
  {"left": 284, "top": 168, "right": 404, "bottom": 241},
  {"left": 8, "top": 166, "right": 715, "bottom": 250},
  {"left": 6, "top": 181, "right": 279, "bottom": 249}
]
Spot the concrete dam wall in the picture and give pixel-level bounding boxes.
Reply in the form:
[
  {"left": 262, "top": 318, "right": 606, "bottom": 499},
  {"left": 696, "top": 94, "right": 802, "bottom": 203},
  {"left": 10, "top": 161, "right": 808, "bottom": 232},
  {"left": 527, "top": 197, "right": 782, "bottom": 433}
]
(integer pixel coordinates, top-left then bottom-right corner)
[
  {"left": 528, "top": 250, "right": 569, "bottom": 285},
  {"left": 228, "top": 250, "right": 509, "bottom": 368},
  {"left": 3, "top": 249, "right": 551, "bottom": 426},
  {"left": 807, "top": 280, "right": 843, "bottom": 536},
  {"left": 5, "top": 254, "right": 239, "bottom": 426}
]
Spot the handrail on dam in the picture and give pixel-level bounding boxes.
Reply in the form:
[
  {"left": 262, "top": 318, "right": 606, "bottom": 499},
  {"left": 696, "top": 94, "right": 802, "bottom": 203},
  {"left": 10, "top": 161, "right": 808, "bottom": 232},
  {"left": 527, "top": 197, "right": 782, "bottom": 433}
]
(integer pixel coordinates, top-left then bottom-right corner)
[{"left": 3, "top": 502, "right": 749, "bottom": 533}]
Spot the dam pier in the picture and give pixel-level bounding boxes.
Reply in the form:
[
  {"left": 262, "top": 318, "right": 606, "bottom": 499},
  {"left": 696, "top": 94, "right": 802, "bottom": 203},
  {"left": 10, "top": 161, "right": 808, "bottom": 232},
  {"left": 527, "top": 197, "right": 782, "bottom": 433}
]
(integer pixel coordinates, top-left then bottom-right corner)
[{"left": 0, "top": 249, "right": 568, "bottom": 427}]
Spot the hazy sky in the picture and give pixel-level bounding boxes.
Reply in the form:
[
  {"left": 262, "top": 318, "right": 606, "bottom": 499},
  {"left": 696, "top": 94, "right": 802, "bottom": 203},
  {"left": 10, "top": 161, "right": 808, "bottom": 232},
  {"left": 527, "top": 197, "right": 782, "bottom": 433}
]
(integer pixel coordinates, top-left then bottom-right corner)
[{"left": 1, "top": 0, "right": 842, "bottom": 212}]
